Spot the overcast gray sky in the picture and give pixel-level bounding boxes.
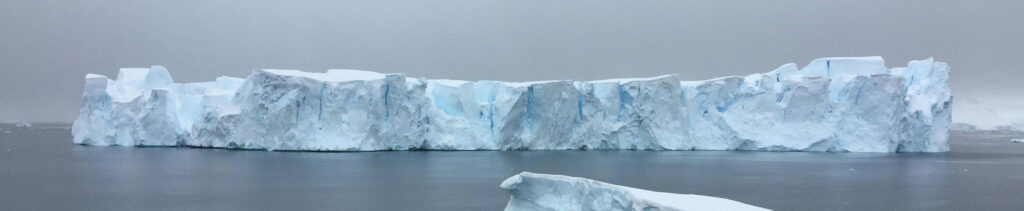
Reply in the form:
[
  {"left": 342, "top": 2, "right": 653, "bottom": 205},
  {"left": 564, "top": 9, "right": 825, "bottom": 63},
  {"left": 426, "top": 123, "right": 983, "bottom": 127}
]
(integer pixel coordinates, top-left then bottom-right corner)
[{"left": 1, "top": 0, "right": 1022, "bottom": 122}]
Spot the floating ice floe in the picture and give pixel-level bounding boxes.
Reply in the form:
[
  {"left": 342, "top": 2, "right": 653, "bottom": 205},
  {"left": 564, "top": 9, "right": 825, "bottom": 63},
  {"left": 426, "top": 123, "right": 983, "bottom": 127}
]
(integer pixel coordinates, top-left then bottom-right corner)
[
  {"left": 72, "top": 57, "right": 952, "bottom": 152},
  {"left": 500, "top": 172, "right": 770, "bottom": 211}
]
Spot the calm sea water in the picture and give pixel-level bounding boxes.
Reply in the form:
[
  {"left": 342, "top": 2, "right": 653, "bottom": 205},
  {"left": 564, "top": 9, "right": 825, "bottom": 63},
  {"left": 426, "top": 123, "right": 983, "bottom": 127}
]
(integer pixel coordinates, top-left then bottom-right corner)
[{"left": 2, "top": 125, "right": 1023, "bottom": 210}]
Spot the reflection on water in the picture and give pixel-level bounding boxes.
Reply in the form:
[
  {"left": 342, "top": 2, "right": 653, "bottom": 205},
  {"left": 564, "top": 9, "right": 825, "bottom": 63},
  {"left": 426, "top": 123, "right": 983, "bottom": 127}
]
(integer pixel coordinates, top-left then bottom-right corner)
[{"left": 2, "top": 129, "right": 1023, "bottom": 210}]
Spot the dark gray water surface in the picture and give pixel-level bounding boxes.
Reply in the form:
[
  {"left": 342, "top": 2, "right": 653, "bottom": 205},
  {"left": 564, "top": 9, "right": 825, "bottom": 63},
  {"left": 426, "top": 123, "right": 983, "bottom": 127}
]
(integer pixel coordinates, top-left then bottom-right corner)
[{"left": 2, "top": 126, "right": 1024, "bottom": 210}]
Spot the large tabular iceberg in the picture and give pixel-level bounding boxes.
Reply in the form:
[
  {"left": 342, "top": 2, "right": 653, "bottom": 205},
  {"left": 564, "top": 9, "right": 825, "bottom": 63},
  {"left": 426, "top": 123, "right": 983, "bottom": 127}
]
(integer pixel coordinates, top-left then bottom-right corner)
[
  {"left": 72, "top": 57, "right": 952, "bottom": 152},
  {"left": 500, "top": 172, "right": 770, "bottom": 211}
]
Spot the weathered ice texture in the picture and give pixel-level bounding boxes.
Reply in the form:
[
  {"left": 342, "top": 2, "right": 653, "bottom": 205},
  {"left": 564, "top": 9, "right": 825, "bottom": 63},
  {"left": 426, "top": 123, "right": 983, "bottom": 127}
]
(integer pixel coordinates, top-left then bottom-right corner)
[
  {"left": 72, "top": 57, "right": 952, "bottom": 152},
  {"left": 500, "top": 172, "right": 770, "bottom": 211}
]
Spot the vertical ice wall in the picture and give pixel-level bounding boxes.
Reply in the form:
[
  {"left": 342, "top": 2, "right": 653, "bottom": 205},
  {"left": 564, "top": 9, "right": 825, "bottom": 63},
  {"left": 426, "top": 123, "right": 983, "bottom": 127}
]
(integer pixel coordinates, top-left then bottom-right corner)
[{"left": 72, "top": 57, "right": 952, "bottom": 152}]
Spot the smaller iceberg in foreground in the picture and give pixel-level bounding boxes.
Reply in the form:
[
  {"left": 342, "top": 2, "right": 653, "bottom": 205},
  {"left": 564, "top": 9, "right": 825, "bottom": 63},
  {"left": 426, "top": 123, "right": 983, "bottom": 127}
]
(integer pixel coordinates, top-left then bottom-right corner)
[{"left": 500, "top": 172, "right": 770, "bottom": 211}]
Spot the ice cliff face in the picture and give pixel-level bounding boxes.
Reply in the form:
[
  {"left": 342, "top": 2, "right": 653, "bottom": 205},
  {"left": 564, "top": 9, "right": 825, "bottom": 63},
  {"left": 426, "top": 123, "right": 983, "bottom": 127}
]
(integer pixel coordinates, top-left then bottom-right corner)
[
  {"left": 71, "top": 67, "right": 245, "bottom": 146},
  {"left": 500, "top": 172, "right": 770, "bottom": 211},
  {"left": 72, "top": 57, "right": 952, "bottom": 152}
]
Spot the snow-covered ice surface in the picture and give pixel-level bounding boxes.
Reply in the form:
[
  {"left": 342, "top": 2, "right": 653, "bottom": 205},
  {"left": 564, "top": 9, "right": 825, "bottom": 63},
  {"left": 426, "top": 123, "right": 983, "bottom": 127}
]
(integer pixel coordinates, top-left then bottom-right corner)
[
  {"left": 500, "top": 172, "right": 770, "bottom": 211},
  {"left": 72, "top": 57, "right": 952, "bottom": 152}
]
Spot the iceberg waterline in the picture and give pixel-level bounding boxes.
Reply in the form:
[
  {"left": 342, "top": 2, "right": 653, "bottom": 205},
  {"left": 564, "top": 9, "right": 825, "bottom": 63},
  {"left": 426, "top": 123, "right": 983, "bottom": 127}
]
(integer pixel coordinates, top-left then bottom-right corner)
[
  {"left": 72, "top": 56, "right": 951, "bottom": 152},
  {"left": 501, "top": 172, "right": 770, "bottom": 211}
]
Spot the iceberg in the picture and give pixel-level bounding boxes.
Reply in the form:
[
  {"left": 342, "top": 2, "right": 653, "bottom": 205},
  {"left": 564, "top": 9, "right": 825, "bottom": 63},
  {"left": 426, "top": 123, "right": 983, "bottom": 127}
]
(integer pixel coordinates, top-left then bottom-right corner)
[
  {"left": 952, "top": 96, "right": 1024, "bottom": 131},
  {"left": 72, "top": 57, "right": 952, "bottom": 152},
  {"left": 950, "top": 122, "right": 979, "bottom": 132},
  {"left": 500, "top": 172, "right": 770, "bottom": 211}
]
